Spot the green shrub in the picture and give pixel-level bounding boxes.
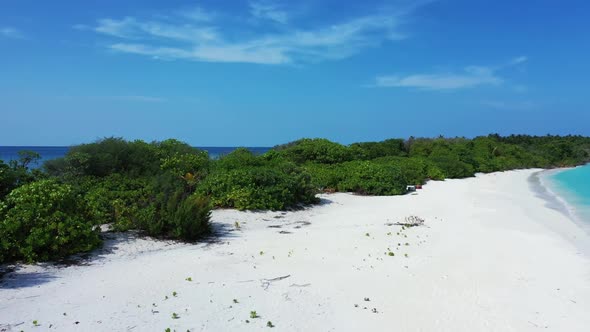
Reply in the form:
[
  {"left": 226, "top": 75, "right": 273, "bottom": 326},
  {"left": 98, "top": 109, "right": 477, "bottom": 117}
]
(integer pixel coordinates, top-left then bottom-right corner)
[
  {"left": 0, "top": 160, "right": 16, "bottom": 199},
  {"left": 198, "top": 166, "right": 317, "bottom": 210},
  {"left": 215, "top": 148, "right": 265, "bottom": 169},
  {"left": 107, "top": 173, "right": 211, "bottom": 241},
  {"left": 0, "top": 180, "right": 101, "bottom": 263},
  {"left": 273, "top": 138, "right": 353, "bottom": 164},
  {"left": 80, "top": 175, "right": 151, "bottom": 229},
  {"left": 303, "top": 163, "right": 343, "bottom": 190},
  {"left": 198, "top": 152, "right": 317, "bottom": 210},
  {"left": 38, "top": 138, "right": 213, "bottom": 242},
  {"left": 428, "top": 147, "right": 475, "bottom": 178},
  {"left": 426, "top": 165, "right": 446, "bottom": 180},
  {"left": 373, "top": 157, "right": 435, "bottom": 184},
  {"left": 335, "top": 161, "right": 407, "bottom": 195},
  {"left": 159, "top": 149, "right": 209, "bottom": 179},
  {"left": 44, "top": 137, "right": 208, "bottom": 179},
  {"left": 306, "top": 160, "right": 409, "bottom": 195},
  {"left": 0, "top": 152, "right": 42, "bottom": 200},
  {"left": 169, "top": 194, "right": 211, "bottom": 241},
  {"left": 349, "top": 139, "right": 407, "bottom": 160}
]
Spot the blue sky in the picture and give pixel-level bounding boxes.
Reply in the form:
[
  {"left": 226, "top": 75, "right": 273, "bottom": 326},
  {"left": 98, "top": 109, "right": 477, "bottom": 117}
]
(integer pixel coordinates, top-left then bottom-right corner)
[{"left": 1, "top": 0, "right": 589, "bottom": 146}]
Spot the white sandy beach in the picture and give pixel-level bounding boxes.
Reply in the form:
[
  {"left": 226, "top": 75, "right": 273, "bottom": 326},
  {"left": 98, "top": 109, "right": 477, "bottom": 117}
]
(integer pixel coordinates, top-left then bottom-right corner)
[{"left": 1, "top": 169, "right": 590, "bottom": 331}]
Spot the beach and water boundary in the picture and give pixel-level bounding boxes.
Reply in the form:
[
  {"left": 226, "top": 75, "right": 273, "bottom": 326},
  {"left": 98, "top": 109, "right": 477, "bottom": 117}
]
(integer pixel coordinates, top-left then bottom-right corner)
[{"left": 530, "top": 164, "right": 590, "bottom": 233}]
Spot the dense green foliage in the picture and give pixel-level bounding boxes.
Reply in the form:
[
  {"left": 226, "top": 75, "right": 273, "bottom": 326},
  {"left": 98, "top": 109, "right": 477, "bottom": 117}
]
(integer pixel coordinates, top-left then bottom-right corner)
[
  {"left": 336, "top": 161, "right": 406, "bottom": 195},
  {"left": 0, "top": 151, "right": 43, "bottom": 200},
  {"left": 198, "top": 148, "right": 318, "bottom": 210},
  {"left": 1, "top": 138, "right": 213, "bottom": 264},
  {"left": 349, "top": 139, "right": 407, "bottom": 160},
  {"left": 0, "top": 180, "right": 101, "bottom": 263},
  {"left": 44, "top": 138, "right": 209, "bottom": 179},
  {"left": 304, "top": 161, "right": 406, "bottom": 195},
  {"left": 273, "top": 138, "right": 353, "bottom": 164},
  {"left": 277, "top": 134, "right": 590, "bottom": 193},
  {"left": 1, "top": 134, "right": 589, "bottom": 264}
]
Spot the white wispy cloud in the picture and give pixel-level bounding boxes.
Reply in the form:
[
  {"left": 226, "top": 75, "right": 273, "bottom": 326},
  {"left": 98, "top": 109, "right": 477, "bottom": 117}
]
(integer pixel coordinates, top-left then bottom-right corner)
[
  {"left": 249, "top": 1, "right": 289, "bottom": 24},
  {"left": 375, "top": 66, "right": 502, "bottom": 90},
  {"left": 95, "top": 17, "right": 219, "bottom": 42},
  {"left": 0, "top": 27, "right": 24, "bottom": 39},
  {"left": 82, "top": 4, "right": 418, "bottom": 65},
  {"left": 374, "top": 56, "right": 528, "bottom": 90},
  {"left": 109, "top": 42, "right": 289, "bottom": 64}
]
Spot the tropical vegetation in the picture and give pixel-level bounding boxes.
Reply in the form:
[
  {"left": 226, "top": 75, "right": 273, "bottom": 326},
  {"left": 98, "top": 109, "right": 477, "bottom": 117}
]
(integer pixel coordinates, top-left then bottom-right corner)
[{"left": 1, "top": 134, "right": 589, "bottom": 263}]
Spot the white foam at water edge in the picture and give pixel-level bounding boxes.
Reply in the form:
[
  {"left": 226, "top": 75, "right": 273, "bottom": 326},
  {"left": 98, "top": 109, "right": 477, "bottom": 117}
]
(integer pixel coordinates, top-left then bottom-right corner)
[{"left": 533, "top": 168, "right": 590, "bottom": 232}]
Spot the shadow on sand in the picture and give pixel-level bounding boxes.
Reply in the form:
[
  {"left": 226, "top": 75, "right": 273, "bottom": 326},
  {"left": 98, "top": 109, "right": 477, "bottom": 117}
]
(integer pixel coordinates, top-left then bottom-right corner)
[
  {"left": 317, "top": 197, "right": 334, "bottom": 206},
  {"left": 0, "top": 223, "right": 241, "bottom": 289},
  {"left": 0, "top": 268, "right": 58, "bottom": 289},
  {"left": 0, "top": 198, "right": 331, "bottom": 289}
]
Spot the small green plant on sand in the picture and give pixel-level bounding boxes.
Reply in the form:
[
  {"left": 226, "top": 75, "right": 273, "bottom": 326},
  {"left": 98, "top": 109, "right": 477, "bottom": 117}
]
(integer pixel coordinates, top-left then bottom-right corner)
[
  {"left": 259, "top": 251, "right": 264, "bottom": 255},
  {"left": 172, "top": 312, "right": 180, "bottom": 319},
  {"left": 365, "top": 233, "right": 370, "bottom": 237},
  {"left": 267, "top": 321, "right": 275, "bottom": 328},
  {"left": 33, "top": 320, "right": 40, "bottom": 327},
  {"left": 165, "top": 328, "right": 171, "bottom": 332},
  {"left": 250, "top": 311, "right": 259, "bottom": 319},
  {"left": 233, "top": 299, "right": 239, "bottom": 304},
  {"left": 388, "top": 252, "right": 395, "bottom": 256},
  {"left": 404, "top": 253, "right": 409, "bottom": 257},
  {"left": 172, "top": 291, "right": 178, "bottom": 297},
  {"left": 235, "top": 221, "right": 240, "bottom": 229},
  {"left": 186, "top": 277, "right": 192, "bottom": 282}
]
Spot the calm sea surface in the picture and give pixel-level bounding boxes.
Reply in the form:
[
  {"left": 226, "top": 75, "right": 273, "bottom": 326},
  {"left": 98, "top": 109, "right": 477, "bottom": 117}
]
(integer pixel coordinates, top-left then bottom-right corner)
[
  {"left": 545, "top": 164, "right": 590, "bottom": 223},
  {"left": 0, "top": 146, "right": 270, "bottom": 168}
]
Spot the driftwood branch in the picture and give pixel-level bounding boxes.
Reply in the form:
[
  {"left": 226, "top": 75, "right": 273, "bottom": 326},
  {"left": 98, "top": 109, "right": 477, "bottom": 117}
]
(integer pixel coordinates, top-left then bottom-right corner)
[
  {"left": 260, "top": 274, "right": 291, "bottom": 290},
  {"left": 394, "top": 216, "right": 425, "bottom": 227}
]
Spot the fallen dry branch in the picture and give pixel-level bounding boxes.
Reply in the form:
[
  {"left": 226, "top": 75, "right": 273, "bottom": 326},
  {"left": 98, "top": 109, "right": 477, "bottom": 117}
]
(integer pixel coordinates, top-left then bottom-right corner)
[
  {"left": 260, "top": 274, "right": 291, "bottom": 290},
  {"left": 394, "top": 216, "right": 425, "bottom": 227}
]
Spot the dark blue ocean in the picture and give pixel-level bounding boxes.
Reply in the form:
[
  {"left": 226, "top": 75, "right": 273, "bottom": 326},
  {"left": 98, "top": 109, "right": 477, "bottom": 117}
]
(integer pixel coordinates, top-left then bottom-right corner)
[{"left": 0, "top": 146, "right": 271, "bottom": 168}]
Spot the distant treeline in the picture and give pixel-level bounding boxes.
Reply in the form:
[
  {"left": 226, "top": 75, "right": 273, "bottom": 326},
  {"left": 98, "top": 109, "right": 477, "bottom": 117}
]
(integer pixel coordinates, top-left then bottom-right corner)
[{"left": 1, "top": 134, "right": 588, "bottom": 263}]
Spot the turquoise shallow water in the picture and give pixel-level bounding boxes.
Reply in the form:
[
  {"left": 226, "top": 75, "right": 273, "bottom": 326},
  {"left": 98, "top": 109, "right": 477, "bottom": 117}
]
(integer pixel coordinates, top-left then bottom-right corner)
[{"left": 545, "top": 164, "right": 590, "bottom": 223}]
